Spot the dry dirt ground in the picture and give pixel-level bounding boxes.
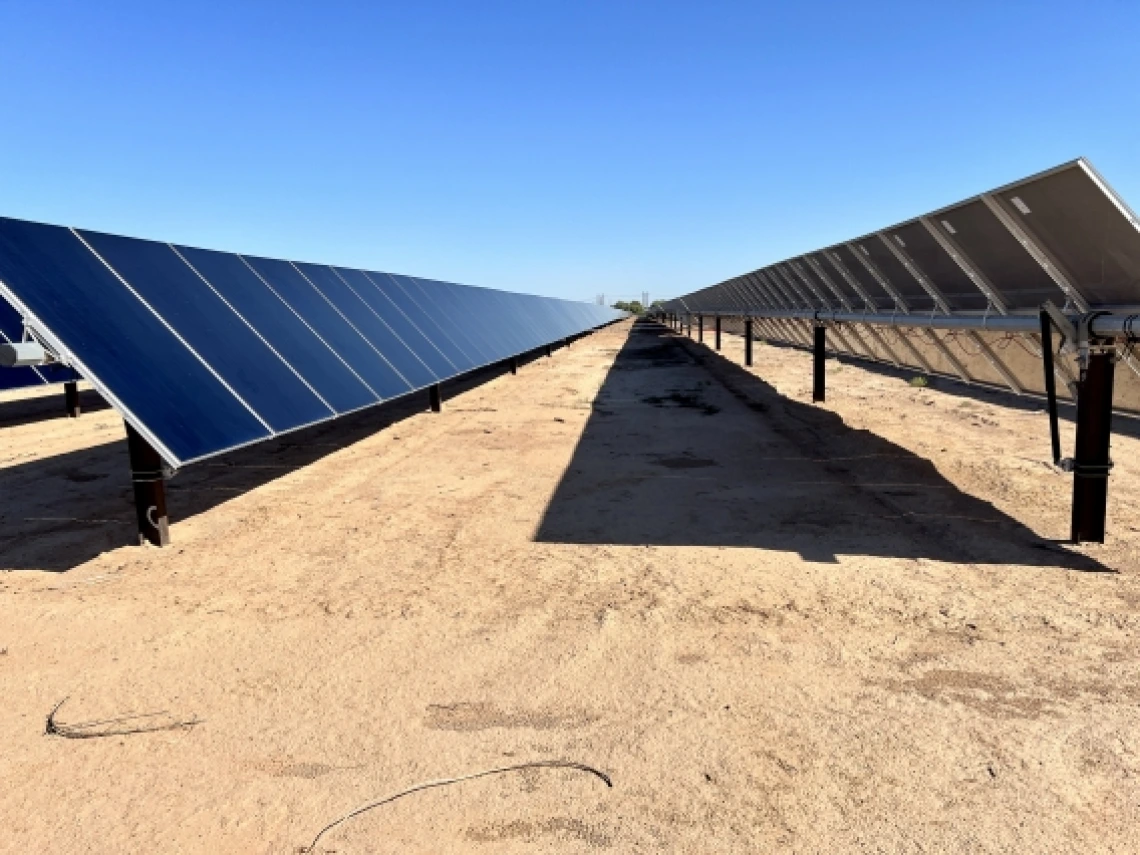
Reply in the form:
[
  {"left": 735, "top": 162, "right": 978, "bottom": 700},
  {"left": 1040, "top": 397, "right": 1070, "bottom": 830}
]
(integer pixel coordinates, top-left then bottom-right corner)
[{"left": 1, "top": 318, "right": 1138, "bottom": 854}]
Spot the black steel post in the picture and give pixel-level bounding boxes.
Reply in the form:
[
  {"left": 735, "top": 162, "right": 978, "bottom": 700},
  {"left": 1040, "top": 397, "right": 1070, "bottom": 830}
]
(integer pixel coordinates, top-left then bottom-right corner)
[
  {"left": 1039, "top": 310, "right": 1062, "bottom": 465},
  {"left": 126, "top": 423, "right": 170, "bottom": 547},
  {"left": 744, "top": 319, "right": 753, "bottom": 366},
  {"left": 698, "top": 315, "right": 704, "bottom": 343},
  {"left": 64, "top": 380, "right": 80, "bottom": 418},
  {"left": 545, "top": 344, "right": 552, "bottom": 357},
  {"left": 715, "top": 315, "right": 722, "bottom": 351},
  {"left": 429, "top": 383, "right": 443, "bottom": 413},
  {"left": 813, "top": 324, "right": 826, "bottom": 402},
  {"left": 510, "top": 356, "right": 518, "bottom": 375},
  {"left": 1071, "top": 351, "right": 1115, "bottom": 543}
]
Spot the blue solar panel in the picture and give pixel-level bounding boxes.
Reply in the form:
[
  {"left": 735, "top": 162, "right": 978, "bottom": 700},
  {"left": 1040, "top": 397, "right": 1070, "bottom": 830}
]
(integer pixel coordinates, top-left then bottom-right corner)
[
  {"left": 334, "top": 267, "right": 456, "bottom": 379},
  {"left": 173, "top": 246, "right": 377, "bottom": 415},
  {"left": 242, "top": 255, "right": 414, "bottom": 402},
  {"left": 79, "top": 230, "right": 332, "bottom": 433},
  {"left": 0, "top": 216, "right": 623, "bottom": 467},
  {"left": 293, "top": 262, "right": 438, "bottom": 392},
  {"left": 0, "top": 218, "right": 268, "bottom": 461},
  {"left": 383, "top": 273, "right": 479, "bottom": 371},
  {"left": 411, "top": 277, "right": 503, "bottom": 365}
]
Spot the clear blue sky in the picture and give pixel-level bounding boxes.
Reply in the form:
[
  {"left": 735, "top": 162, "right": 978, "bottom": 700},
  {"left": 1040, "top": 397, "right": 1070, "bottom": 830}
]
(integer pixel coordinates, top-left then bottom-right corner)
[{"left": 1, "top": 1, "right": 1137, "bottom": 304}]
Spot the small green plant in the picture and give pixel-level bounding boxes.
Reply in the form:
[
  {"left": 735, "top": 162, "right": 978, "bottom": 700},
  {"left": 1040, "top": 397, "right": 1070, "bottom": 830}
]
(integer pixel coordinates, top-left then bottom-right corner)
[{"left": 909, "top": 375, "right": 930, "bottom": 388}]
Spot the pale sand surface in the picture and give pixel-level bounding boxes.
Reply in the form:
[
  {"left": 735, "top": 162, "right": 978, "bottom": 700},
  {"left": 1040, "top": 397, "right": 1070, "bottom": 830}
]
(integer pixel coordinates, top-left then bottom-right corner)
[{"left": 1, "top": 318, "right": 1138, "bottom": 853}]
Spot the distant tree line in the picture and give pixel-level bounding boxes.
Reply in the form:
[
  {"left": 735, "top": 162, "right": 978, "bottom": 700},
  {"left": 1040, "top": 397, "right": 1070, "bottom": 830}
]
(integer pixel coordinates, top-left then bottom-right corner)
[{"left": 612, "top": 299, "right": 666, "bottom": 315}]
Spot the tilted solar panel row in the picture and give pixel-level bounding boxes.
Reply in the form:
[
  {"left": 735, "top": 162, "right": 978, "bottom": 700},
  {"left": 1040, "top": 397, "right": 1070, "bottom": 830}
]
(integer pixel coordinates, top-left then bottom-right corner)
[
  {"left": 659, "top": 157, "right": 1140, "bottom": 545},
  {"left": 0, "top": 218, "right": 623, "bottom": 467},
  {"left": 670, "top": 158, "right": 1140, "bottom": 320}
]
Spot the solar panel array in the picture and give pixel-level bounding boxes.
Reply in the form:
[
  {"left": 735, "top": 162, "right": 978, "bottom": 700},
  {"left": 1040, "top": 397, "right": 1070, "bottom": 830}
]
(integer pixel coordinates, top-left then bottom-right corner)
[
  {"left": 662, "top": 158, "right": 1140, "bottom": 400},
  {"left": 0, "top": 218, "right": 623, "bottom": 466}
]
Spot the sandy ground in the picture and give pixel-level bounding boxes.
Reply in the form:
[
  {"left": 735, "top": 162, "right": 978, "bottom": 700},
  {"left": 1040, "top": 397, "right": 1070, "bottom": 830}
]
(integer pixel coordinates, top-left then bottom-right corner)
[{"left": 1, "top": 318, "right": 1138, "bottom": 854}]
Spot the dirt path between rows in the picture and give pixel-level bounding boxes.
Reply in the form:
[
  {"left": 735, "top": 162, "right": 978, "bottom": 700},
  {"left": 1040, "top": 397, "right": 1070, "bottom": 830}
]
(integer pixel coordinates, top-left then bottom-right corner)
[{"left": 1, "top": 318, "right": 1137, "bottom": 853}]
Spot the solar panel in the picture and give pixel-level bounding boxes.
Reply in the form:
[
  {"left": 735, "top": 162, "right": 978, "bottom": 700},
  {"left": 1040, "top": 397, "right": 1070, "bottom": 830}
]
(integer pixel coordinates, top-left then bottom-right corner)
[
  {"left": 661, "top": 157, "right": 1140, "bottom": 544},
  {"left": 0, "top": 218, "right": 623, "bottom": 471}
]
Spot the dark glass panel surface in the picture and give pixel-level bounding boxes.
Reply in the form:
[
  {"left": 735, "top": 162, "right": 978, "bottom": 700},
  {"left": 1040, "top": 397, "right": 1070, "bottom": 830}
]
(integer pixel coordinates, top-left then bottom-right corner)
[
  {"left": 294, "top": 263, "right": 437, "bottom": 392},
  {"left": 81, "top": 231, "right": 332, "bottom": 432},
  {"left": 0, "top": 219, "right": 267, "bottom": 463},
  {"left": 368, "top": 272, "right": 476, "bottom": 372},
  {"left": 243, "top": 256, "right": 410, "bottom": 401},
  {"left": 409, "top": 278, "right": 502, "bottom": 365},
  {"left": 334, "top": 267, "right": 454, "bottom": 378},
  {"left": 176, "top": 246, "right": 375, "bottom": 414}
]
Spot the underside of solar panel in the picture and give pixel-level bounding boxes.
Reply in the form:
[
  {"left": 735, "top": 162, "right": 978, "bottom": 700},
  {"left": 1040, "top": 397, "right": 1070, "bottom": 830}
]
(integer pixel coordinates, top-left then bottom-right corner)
[{"left": 662, "top": 157, "right": 1140, "bottom": 545}]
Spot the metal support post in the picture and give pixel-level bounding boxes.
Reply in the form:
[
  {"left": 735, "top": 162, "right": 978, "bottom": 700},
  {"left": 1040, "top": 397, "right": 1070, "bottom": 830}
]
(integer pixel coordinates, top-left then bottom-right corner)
[
  {"left": 744, "top": 319, "right": 753, "bottom": 366},
  {"left": 545, "top": 344, "right": 552, "bottom": 357},
  {"left": 813, "top": 324, "right": 826, "bottom": 402},
  {"left": 429, "top": 383, "right": 443, "bottom": 412},
  {"left": 698, "top": 315, "right": 704, "bottom": 343},
  {"left": 1039, "top": 311, "right": 1062, "bottom": 466},
  {"left": 510, "top": 356, "right": 518, "bottom": 375},
  {"left": 126, "top": 424, "right": 170, "bottom": 547},
  {"left": 1071, "top": 350, "right": 1115, "bottom": 544},
  {"left": 64, "top": 380, "right": 80, "bottom": 418},
  {"left": 715, "top": 315, "right": 722, "bottom": 350}
]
